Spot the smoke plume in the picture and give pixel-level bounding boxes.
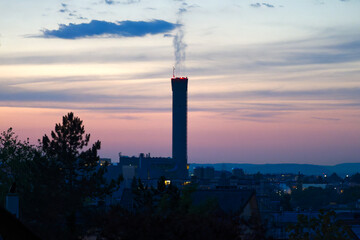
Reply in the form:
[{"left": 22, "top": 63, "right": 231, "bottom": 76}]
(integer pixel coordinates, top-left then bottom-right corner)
[{"left": 173, "top": 7, "right": 187, "bottom": 77}]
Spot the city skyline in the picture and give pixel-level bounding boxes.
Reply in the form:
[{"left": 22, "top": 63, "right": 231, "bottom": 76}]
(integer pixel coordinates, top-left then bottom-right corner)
[{"left": 0, "top": 0, "right": 359, "bottom": 164}]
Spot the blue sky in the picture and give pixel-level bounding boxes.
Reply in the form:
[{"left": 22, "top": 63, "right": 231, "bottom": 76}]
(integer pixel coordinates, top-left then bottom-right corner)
[{"left": 0, "top": 0, "right": 359, "bottom": 164}]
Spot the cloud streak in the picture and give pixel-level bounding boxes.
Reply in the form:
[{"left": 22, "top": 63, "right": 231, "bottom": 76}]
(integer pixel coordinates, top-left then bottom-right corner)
[
  {"left": 250, "top": 3, "right": 275, "bottom": 8},
  {"left": 191, "top": 88, "right": 360, "bottom": 102},
  {"left": 1, "top": 73, "right": 359, "bottom": 113},
  {"left": 40, "top": 20, "right": 177, "bottom": 39},
  {"left": 12, "top": 33, "right": 360, "bottom": 72},
  {"left": 58, "top": 3, "right": 87, "bottom": 20},
  {"left": 104, "top": 0, "right": 140, "bottom": 5},
  {"left": 312, "top": 117, "right": 340, "bottom": 121}
]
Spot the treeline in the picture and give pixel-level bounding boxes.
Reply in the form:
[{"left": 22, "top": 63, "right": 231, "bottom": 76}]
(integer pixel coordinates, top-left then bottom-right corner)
[
  {"left": 288, "top": 186, "right": 360, "bottom": 210},
  {"left": 0, "top": 113, "right": 121, "bottom": 239},
  {"left": 0, "top": 113, "right": 260, "bottom": 240},
  {"left": 93, "top": 177, "right": 251, "bottom": 240}
]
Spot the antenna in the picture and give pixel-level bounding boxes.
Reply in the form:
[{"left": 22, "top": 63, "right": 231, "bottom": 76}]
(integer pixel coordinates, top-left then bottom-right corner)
[{"left": 173, "top": 66, "right": 175, "bottom": 78}]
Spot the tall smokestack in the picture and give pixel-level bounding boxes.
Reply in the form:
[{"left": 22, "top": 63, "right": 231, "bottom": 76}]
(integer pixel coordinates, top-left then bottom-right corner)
[{"left": 171, "top": 76, "right": 188, "bottom": 179}]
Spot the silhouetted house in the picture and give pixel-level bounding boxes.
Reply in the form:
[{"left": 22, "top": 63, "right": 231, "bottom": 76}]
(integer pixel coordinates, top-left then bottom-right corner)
[
  {"left": 192, "top": 189, "right": 259, "bottom": 220},
  {"left": 0, "top": 207, "right": 41, "bottom": 240},
  {"left": 192, "top": 189, "right": 261, "bottom": 238},
  {"left": 349, "top": 225, "right": 360, "bottom": 240}
]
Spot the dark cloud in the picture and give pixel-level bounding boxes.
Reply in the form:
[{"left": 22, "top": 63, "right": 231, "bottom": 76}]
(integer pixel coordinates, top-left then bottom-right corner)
[
  {"left": 191, "top": 88, "right": 360, "bottom": 102},
  {"left": 250, "top": 3, "right": 275, "bottom": 8},
  {"left": 254, "top": 39, "right": 360, "bottom": 66},
  {"left": 0, "top": 79, "right": 171, "bottom": 113},
  {"left": 242, "top": 112, "right": 285, "bottom": 118},
  {"left": 9, "top": 34, "right": 360, "bottom": 73},
  {"left": 250, "top": 3, "right": 261, "bottom": 8},
  {"left": 1, "top": 74, "right": 359, "bottom": 118},
  {"left": 58, "top": 3, "right": 87, "bottom": 20},
  {"left": 59, "top": 3, "right": 69, "bottom": 13},
  {"left": 191, "top": 36, "right": 360, "bottom": 71},
  {"left": 104, "top": 0, "right": 140, "bottom": 5},
  {"left": 40, "top": 20, "right": 177, "bottom": 39},
  {"left": 262, "top": 3, "right": 274, "bottom": 8},
  {"left": 5, "top": 80, "right": 183, "bottom": 115},
  {"left": 178, "top": 7, "right": 187, "bottom": 13},
  {"left": 312, "top": 117, "right": 340, "bottom": 121},
  {"left": 331, "top": 40, "right": 360, "bottom": 51},
  {"left": 122, "top": 0, "right": 140, "bottom": 4}
]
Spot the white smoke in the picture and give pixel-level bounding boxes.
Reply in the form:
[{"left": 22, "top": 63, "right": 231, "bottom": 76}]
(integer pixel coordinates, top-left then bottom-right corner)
[{"left": 173, "top": 7, "right": 187, "bottom": 77}]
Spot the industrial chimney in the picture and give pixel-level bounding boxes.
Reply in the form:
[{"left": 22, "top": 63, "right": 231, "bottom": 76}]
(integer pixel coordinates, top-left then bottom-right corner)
[{"left": 171, "top": 76, "right": 188, "bottom": 179}]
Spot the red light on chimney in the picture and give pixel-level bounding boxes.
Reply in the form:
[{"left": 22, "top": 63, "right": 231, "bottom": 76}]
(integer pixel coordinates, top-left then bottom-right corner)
[{"left": 171, "top": 77, "right": 188, "bottom": 80}]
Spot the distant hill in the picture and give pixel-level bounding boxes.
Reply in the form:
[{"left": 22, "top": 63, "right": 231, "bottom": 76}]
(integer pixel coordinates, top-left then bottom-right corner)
[{"left": 189, "top": 163, "right": 360, "bottom": 177}]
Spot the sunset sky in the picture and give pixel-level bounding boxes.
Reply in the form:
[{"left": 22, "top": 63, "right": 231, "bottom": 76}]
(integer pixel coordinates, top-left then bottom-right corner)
[{"left": 0, "top": 0, "right": 359, "bottom": 164}]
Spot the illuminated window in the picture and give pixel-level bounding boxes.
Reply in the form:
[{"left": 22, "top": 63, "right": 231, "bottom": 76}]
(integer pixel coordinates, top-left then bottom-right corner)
[
  {"left": 183, "top": 181, "right": 191, "bottom": 185},
  {"left": 165, "top": 180, "right": 171, "bottom": 185}
]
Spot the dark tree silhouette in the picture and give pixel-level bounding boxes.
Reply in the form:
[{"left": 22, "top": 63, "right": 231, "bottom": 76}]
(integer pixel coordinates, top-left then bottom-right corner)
[
  {"left": 0, "top": 115, "right": 122, "bottom": 239},
  {"left": 99, "top": 182, "right": 241, "bottom": 240},
  {"left": 350, "top": 173, "right": 360, "bottom": 183},
  {"left": 38, "top": 112, "right": 119, "bottom": 238},
  {"left": 0, "top": 128, "right": 37, "bottom": 206}
]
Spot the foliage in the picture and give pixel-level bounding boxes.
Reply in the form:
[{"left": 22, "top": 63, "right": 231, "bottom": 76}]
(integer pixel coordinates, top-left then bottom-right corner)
[
  {"left": 98, "top": 178, "right": 241, "bottom": 240},
  {"left": 36, "top": 112, "right": 120, "bottom": 238},
  {"left": 287, "top": 210, "right": 352, "bottom": 240},
  {"left": 350, "top": 173, "right": 360, "bottom": 183},
  {"left": 0, "top": 113, "right": 121, "bottom": 239},
  {"left": 41, "top": 112, "right": 114, "bottom": 202},
  {"left": 0, "top": 128, "right": 38, "bottom": 206}
]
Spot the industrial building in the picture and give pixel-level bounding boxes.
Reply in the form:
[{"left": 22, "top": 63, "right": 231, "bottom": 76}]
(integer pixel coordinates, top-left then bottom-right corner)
[{"left": 118, "top": 76, "right": 189, "bottom": 181}]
